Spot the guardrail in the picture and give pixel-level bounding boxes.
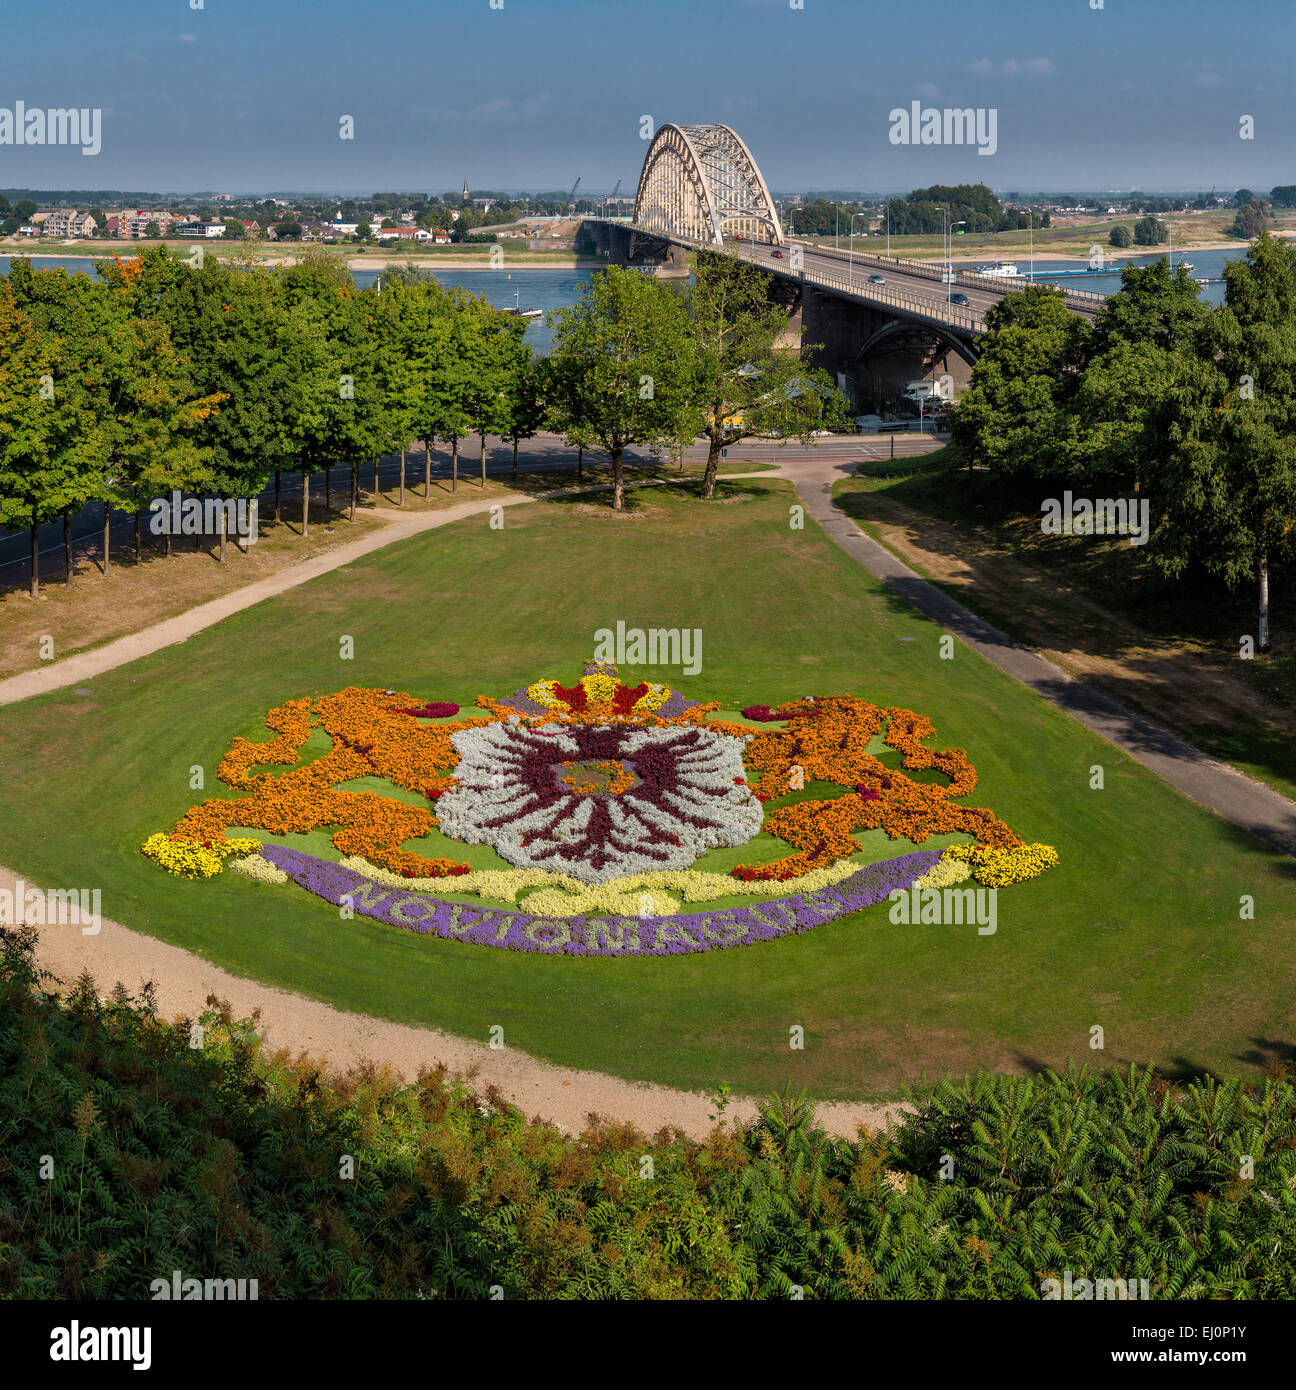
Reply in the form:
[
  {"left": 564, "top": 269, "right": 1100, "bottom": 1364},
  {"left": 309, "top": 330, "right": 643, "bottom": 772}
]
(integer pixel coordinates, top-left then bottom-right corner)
[
  {"left": 789, "top": 241, "right": 1106, "bottom": 317},
  {"left": 797, "top": 263, "right": 984, "bottom": 334}
]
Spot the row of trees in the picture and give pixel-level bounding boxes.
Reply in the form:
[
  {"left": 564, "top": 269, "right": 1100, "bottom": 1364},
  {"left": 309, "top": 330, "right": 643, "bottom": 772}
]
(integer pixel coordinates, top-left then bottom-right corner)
[
  {"left": 0, "top": 249, "right": 847, "bottom": 594},
  {"left": 952, "top": 233, "right": 1296, "bottom": 650},
  {"left": 0, "top": 248, "right": 537, "bottom": 595}
]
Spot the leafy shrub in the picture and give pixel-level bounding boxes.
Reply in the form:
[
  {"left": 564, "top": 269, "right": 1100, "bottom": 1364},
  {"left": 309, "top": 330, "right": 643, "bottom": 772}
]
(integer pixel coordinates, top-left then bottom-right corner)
[{"left": 2, "top": 925, "right": 1294, "bottom": 1299}]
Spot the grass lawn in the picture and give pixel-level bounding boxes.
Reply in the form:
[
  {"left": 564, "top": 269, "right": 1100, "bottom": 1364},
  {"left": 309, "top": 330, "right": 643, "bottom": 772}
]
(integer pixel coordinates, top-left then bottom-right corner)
[{"left": 1, "top": 477, "right": 1293, "bottom": 1102}]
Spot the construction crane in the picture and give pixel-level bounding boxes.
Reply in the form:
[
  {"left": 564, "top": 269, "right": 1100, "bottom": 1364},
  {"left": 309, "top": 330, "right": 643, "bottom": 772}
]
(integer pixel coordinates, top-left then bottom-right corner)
[
  {"left": 604, "top": 178, "right": 622, "bottom": 217},
  {"left": 567, "top": 176, "right": 581, "bottom": 211}
]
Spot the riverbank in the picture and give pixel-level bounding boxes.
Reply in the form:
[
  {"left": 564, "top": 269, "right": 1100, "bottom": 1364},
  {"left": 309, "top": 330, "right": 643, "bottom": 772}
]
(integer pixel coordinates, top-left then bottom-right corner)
[{"left": 0, "top": 238, "right": 601, "bottom": 271}]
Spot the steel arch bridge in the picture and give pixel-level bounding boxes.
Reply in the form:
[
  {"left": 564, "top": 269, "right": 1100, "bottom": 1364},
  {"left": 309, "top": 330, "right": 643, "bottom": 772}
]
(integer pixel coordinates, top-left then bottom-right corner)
[{"left": 632, "top": 123, "right": 785, "bottom": 247}]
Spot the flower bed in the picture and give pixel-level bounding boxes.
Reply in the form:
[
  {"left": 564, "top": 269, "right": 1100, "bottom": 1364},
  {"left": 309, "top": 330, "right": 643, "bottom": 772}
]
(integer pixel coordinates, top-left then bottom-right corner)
[
  {"left": 259, "top": 844, "right": 942, "bottom": 957},
  {"left": 140, "top": 660, "right": 1059, "bottom": 949}
]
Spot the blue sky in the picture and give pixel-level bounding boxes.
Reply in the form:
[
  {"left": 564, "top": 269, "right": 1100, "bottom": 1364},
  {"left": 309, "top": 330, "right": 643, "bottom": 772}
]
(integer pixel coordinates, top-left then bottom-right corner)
[{"left": 1, "top": 0, "right": 1291, "bottom": 195}]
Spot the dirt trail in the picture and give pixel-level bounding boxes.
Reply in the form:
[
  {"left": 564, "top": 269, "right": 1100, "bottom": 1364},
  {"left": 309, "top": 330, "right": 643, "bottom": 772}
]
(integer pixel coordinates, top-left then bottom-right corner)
[{"left": 14, "top": 868, "right": 906, "bottom": 1142}]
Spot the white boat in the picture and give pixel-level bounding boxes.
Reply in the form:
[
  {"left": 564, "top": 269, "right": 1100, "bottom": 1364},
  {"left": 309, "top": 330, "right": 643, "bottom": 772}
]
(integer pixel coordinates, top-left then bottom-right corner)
[{"left": 974, "top": 262, "right": 1021, "bottom": 277}]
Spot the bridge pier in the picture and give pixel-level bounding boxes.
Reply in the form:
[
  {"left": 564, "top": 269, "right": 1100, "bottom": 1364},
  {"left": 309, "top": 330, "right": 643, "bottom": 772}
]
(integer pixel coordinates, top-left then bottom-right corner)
[
  {"left": 576, "top": 220, "right": 689, "bottom": 278},
  {"left": 799, "top": 283, "right": 974, "bottom": 410}
]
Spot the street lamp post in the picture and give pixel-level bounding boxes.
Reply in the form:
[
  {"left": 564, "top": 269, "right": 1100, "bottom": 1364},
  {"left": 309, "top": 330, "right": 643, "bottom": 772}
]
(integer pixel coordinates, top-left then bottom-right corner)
[
  {"left": 941, "top": 211, "right": 965, "bottom": 318},
  {"left": 1027, "top": 210, "right": 1034, "bottom": 282},
  {"left": 848, "top": 211, "right": 869, "bottom": 288}
]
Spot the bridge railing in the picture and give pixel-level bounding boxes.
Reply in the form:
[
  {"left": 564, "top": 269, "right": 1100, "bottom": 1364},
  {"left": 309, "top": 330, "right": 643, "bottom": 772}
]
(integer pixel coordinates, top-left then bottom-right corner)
[
  {"left": 797, "top": 263, "right": 984, "bottom": 334},
  {"left": 790, "top": 241, "right": 1105, "bottom": 316}
]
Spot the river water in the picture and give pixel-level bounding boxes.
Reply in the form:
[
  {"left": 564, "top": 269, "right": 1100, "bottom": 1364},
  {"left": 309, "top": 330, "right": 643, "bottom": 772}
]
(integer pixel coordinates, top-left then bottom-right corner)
[{"left": 951, "top": 248, "right": 1245, "bottom": 307}]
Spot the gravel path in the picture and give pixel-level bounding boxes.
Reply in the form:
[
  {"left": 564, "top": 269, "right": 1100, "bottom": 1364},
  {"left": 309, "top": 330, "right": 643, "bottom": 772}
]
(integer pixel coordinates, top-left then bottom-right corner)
[{"left": 15, "top": 867, "right": 905, "bottom": 1142}]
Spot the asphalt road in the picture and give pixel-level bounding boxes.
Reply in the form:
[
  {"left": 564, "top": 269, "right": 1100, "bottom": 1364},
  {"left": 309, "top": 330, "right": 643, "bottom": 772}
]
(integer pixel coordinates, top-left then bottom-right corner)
[{"left": 723, "top": 236, "right": 1102, "bottom": 324}]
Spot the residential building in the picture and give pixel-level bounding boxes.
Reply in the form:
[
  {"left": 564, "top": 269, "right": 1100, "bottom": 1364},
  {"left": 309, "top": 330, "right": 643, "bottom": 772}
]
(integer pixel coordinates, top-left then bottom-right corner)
[
  {"left": 40, "top": 210, "right": 97, "bottom": 237},
  {"left": 173, "top": 221, "right": 227, "bottom": 238}
]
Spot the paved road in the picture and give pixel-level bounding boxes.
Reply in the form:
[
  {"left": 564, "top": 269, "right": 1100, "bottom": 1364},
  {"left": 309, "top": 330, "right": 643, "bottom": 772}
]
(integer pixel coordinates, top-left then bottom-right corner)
[
  {"left": 722, "top": 236, "right": 1103, "bottom": 326},
  {"left": 777, "top": 451, "right": 1296, "bottom": 859}
]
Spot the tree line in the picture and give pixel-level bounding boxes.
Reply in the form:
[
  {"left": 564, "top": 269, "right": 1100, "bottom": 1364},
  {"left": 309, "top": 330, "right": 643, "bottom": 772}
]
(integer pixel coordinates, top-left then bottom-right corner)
[
  {"left": 952, "top": 232, "right": 1296, "bottom": 650},
  {"left": 0, "top": 248, "right": 846, "bottom": 594}
]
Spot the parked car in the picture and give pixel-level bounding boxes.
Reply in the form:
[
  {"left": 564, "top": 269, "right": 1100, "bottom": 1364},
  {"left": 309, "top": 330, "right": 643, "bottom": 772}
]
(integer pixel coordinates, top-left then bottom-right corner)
[
  {"left": 867, "top": 274, "right": 885, "bottom": 283},
  {"left": 950, "top": 292, "right": 971, "bottom": 306}
]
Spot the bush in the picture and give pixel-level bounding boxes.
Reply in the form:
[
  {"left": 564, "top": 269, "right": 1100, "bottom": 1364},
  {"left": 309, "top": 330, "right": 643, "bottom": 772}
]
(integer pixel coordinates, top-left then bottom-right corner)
[
  {"left": 3, "top": 924, "right": 1295, "bottom": 1299},
  {"left": 1109, "top": 224, "right": 1133, "bottom": 248}
]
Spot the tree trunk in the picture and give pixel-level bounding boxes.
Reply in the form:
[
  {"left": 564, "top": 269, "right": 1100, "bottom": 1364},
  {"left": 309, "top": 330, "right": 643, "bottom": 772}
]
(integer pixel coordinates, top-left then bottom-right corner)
[
  {"left": 135, "top": 507, "right": 142, "bottom": 563},
  {"left": 302, "top": 472, "right": 310, "bottom": 538},
  {"left": 700, "top": 434, "right": 723, "bottom": 500},
  {"left": 452, "top": 438, "right": 458, "bottom": 492},
  {"left": 30, "top": 522, "right": 39, "bottom": 599},
  {"left": 102, "top": 504, "right": 111, "bottom": 575},
  {"left": 512, "top": 439, "right": 518, "bottom": 477},
  {"left": 425, "top": 441, "right": 432, "bottom": 497},
  {"left": 373, "top": 456, "right": 379, "bottom": 498},
  {"left": 219, "top": 506, "right": 227, "bottom": 564},
  {"left": 165, "top": 528, "right": 172, "bottom": 558},
  {"left": 480, "top": 431, "right": 487, "bottom": 487},
  {"left": 274, "top": 470, "right": 281, "bottom": 524},
  {"left": 577, "top": 444, "right": 583, "bottom": 479},
  {"left": 1259, "top": 552, "right": 1270, "bottom": 653},
  {"left": 399, "top": 448, "right": 405, "bottom": 507},
  {"left": 325, "top": 464, "right": 331, "bottom": 513},
  {"left": 612, "top": 447, "right": 624, "bottom": 511},
  {"left": 350, "top": 462, "right": 358, "bottom": 522}
]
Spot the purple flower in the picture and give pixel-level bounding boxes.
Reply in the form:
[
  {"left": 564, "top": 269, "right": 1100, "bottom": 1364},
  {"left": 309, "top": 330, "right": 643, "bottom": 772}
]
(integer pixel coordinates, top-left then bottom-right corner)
[{"left": 258, "top": 845, "right": 940, "bottom": 958}]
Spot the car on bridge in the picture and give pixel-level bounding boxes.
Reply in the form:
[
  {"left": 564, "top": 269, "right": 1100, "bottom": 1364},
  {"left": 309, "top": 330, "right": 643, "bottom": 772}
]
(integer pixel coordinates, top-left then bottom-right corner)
[
  {"left": 950, "top": 292, "right": 971, "bottom": 306},
  {"left": 867, "top": 274, "right": 885, "bottom": 284},
  {"left": 770, "top": 249, "right": 784, "bottom": 258}
]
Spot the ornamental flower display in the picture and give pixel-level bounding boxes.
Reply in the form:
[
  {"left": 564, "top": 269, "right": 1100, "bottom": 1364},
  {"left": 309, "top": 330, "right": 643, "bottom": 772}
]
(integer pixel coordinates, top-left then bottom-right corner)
[
  {"left": 434, "top": 720, "right": 763, "bottom": 884},
  {"left": 140, "top": 659, "right": 1059, "bottom": 955}
]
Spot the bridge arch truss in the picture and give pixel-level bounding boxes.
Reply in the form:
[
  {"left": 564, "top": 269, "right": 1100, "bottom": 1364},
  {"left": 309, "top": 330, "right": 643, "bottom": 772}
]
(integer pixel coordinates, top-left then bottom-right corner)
[{"left": 633, "top": 123, "right": 785, "bottom": 247}]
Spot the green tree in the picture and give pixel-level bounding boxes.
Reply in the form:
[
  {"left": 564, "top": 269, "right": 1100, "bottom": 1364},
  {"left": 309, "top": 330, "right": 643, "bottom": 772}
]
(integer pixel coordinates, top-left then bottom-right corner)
[
  {"left": 1132, "top": 216, "right": 1167, "bottom": 246},
  {"left": 1233, "top": 188, "right": 1256, "bottom": 208},
  {"left": 951, "top": 287, "right": 1092, "bottom": 478},
  {"left": 546, "top": 265, "right": 700, "bottom": 510},
  {"left": 0, "top": 283, "right": 106, "bottom": 596},
  {"left": 1154, "top": 232, "right": 1296, "bottom": 651},
  {"left": 1269, "top": 185, "right": 1296, "bottom": 209},
  {"left": 1229, "top": 200, "right": 1268, "bottom": 240},
  {"left": 501, "top": 349, "right": 548, "bottom": 476},
  {"left": 1108, "top": 224, "right": 1133, "bottom": 248},
  {"left": 686, "top": 251, "right": 848, "bottom": 499}
]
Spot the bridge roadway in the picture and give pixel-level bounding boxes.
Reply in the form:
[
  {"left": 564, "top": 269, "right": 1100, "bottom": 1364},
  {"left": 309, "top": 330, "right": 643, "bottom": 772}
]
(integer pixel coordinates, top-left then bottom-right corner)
[{"left": 614, "top": 220, "right": 1106, "bottom": 333}]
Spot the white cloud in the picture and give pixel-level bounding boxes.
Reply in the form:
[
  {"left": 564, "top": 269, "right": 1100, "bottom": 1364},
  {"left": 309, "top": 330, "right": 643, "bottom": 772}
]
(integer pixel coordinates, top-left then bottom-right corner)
[
  {"left": 177, "top": 33, "right": 196, "bottom": 43},
  {"left": 966, "top": 57, "right": 1055, "bottom": 78},
  {"left": 915, "top": 81, "right": 942, "bottom": 100}
]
